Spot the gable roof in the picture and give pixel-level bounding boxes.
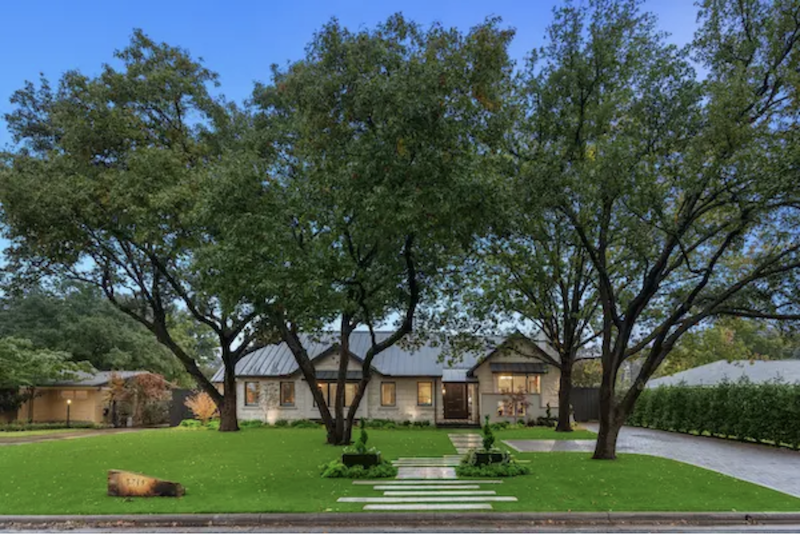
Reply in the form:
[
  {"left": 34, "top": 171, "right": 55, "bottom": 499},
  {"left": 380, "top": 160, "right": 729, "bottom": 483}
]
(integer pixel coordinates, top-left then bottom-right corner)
[
  {"left": 647, "top": 360, "right": 800, "bottom": 388},
  {"left": 212, "top": 332, "right": 555, "bottom": 382}
]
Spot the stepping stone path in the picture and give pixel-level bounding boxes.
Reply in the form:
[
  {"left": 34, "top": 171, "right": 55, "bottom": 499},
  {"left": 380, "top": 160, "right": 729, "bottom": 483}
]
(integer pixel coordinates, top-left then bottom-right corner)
[
  {"left": 340, "top": 433, "right": 518, "bottom": 511},
  {"left": 448, "top": 432, "right": 483, "bottom": 454}
]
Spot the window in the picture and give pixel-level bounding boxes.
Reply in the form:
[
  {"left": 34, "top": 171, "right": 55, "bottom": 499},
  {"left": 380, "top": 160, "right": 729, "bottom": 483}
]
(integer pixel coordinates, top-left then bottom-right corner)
[
  {"left": 314, "top": 382, "right": 358, "bottom": 407},
  {"left": 497, "top": 400, "right": 527, "bottom": 417},
  {"left": 244, "top": 382, "right": 260, "bottom": 406},
  {"left": 280, "top": 382, "right": 295, "bottom": 407},
  {"left": 417, "top": 382, "right": 433, "bottom": 406},
  {"left": 381, "top": 383, "right": 396, "bottom": 406},
  {"left": 495, "top": 374, "right": 541, "bottom": 394}
]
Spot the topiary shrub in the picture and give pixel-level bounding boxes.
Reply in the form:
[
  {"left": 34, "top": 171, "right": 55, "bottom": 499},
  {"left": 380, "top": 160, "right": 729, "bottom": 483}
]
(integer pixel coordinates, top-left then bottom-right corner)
[{"left": 482, "top": 415, "right": 496, "bottom": 450}]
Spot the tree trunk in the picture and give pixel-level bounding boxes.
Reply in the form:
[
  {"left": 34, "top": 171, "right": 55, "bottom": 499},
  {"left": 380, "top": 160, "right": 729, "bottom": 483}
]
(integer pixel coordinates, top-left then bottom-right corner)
[
  {"left": 555, "top": 362, "right": 573, "bottom": 432},
  {"left": 593, "top": 416, "right": 622, "bottom": 460},
  {"left": 218, "top": 363, "right": 239, "bottom": 432},
  {"left": 592, "top": 368, "right": 619, "bottom": 459}
]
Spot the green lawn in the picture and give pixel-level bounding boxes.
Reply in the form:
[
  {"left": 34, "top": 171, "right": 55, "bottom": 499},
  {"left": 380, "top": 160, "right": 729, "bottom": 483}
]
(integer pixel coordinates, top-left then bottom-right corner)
[{"left": 0, "top": 427, "right": 798, "bottom": 514}]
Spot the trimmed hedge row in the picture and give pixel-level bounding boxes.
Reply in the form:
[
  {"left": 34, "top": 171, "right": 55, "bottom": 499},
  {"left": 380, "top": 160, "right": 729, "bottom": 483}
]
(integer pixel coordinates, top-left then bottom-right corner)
[{"left": 628, "top": 379, "right": 800, "bottom": 449}]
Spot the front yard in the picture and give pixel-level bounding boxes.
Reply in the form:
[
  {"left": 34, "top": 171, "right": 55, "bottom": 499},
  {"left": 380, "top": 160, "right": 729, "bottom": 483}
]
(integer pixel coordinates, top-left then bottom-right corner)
[{"left": 0, "top": 427, "right": 798, "bottom": 514}]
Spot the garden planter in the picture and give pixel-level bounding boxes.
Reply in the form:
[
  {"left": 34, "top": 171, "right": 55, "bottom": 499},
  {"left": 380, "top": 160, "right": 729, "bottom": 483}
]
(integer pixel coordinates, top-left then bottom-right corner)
[
  {"left": 474, "top": 452, "right": 507, "bottom": 465},
  {"left": 342, "top": 452, "right": 382, "bottom": 467}
]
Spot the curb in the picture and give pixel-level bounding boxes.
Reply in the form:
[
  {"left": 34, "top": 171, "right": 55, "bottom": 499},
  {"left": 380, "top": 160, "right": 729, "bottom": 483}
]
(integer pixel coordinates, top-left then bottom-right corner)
[{"left": 2, "top": 512, "right": 800, "bottom": 527}]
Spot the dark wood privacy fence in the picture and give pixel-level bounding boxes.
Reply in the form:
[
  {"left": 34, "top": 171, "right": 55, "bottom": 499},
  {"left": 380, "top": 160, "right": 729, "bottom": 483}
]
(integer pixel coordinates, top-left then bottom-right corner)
[{"left": 572, "top": 387, "right": 600, "bottom": 422}]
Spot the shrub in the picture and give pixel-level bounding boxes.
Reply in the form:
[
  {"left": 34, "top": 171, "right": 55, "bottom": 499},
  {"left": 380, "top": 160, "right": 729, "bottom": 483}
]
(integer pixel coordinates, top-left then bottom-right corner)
[
  {"left": 273, "top": 419, "right": 289, "bottom": 427},
  {"left": 365, "top": 418, "right": 398, "bottom": 429},
  {"left": 628, "top": 379, "right": 800, "bottom": 449},
  {"left": 183, "top": 391, "right": 218, "bottom": 425},
  {"left": 412, "top": 420, "right": 431, "bottom": 428},
  {"left": 206, "top": 419, "right": 220, "bottom": 430},
  {"left": 0, "top": 421, "right": 101, "bottom": 432},
  {"left": 456, "top": 461, "right": 531, "bottom": 478},
  {"left": 289, "top": 419, "right": 321, "bottom": 428},
  {"left": 320, "top": 459, "right": 397, "bottom": 479},
  {"left": 482, "top": 415, "right": 496, "bottom": 450},
  {"left": 239, "top": 419, "right": 265, "bottom": 429},
  {"left": 178, "top": 419, "right": 203, "bottom": 428}
]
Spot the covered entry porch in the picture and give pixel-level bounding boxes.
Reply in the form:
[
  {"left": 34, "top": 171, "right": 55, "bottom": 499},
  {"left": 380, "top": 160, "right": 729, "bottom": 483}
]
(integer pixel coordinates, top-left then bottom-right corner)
[{"left": 437, "top": 370, "right": 479, "bottom": 426}]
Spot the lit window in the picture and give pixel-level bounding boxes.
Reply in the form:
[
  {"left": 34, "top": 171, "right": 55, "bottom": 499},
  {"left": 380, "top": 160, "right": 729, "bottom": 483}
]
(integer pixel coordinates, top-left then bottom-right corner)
[
  {"left": 417, "top": 382, "right": 433, "bottom": 406},
  {"left": 495, "top": 373, "right": 541, "bottom": 394},
  {"left": 381, "top": 383, "right": 396, "bottom": 406},
  {"left": 244, "top": 382, "right": 260, "bottom": 406},
  {"left": 280, "top": 382, "right": 295, "bottom": 407},
  {"left": 314, "top": 382, "right": 357, "bottom": 407},
  {"left": 345, "top": 383, "right": 357, "bottom": 407},
  {"left": 527, "top": 375, "right": 541, "bottom": 394},
  {"left": 497, "top": 400, "right": 527, "bottom": 417}
]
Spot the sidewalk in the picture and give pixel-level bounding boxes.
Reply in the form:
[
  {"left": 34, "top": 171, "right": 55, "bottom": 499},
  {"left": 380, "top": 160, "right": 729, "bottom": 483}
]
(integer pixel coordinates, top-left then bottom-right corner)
[
  {"left": 0, "top": 427, "right": 149, "bottom": 446},
  {"left": 3, "top": 512, "right": 800, "bottom": 532}
]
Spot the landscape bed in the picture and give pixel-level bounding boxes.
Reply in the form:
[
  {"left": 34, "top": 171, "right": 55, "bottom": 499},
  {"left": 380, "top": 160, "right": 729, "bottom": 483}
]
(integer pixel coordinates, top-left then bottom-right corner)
[{"left": 0, "top": 427, "right": 798, "bottom": 514}]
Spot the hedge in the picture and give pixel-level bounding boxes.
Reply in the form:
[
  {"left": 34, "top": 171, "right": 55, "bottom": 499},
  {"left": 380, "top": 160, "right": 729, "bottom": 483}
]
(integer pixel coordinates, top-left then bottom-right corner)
[{"left": 627, "top": 378, "right": 800, "bottom": 449}]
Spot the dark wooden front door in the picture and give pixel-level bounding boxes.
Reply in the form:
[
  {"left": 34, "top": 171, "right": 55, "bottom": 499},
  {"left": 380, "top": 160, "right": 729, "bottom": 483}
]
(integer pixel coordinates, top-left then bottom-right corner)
[{"left": 443, "top": 383, "right": 468, "bottom": 420}]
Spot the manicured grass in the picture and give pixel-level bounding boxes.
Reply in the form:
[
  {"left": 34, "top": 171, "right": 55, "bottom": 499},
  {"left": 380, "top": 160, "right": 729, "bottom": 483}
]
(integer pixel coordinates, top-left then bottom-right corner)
[{"left": 0, "top": 427, "right": 798, "bottom": 514}]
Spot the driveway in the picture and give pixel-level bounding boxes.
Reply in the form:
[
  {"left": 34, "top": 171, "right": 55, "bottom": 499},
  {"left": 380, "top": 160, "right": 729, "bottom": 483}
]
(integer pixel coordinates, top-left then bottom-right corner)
[{"left": 505, "top": 424, "right": 800, "bottom": 499}]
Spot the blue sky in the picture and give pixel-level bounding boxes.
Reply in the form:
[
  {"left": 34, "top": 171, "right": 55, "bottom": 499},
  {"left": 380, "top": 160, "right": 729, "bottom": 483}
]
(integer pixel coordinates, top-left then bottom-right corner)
[{"left": 0, "top": 0, "right": 700, "bottom": 258}]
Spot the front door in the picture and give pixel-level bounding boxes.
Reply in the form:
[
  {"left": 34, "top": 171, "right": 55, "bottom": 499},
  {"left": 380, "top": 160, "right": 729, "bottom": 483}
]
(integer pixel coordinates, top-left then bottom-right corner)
[{"left": 443, "top": 383, "right": 468, "bottom": 420}]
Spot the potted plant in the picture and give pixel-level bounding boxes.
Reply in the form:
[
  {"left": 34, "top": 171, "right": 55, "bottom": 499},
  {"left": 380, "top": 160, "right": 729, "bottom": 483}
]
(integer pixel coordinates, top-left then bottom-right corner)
[
  {"left": 341, "top": 419, "right": 382, "bottom": 467},
  {"left": 473, "top": 415, "right": 509, "bottom": 465}
]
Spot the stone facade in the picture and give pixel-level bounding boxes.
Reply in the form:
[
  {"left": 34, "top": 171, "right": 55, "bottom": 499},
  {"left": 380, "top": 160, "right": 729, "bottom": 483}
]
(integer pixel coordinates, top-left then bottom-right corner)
[{"left": 233, "top": 338, "right": 561, "bottom": 425}]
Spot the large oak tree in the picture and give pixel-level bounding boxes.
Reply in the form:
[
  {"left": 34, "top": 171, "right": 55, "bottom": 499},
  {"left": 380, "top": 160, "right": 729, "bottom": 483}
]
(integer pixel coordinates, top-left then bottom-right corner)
[
  {"left": 0, "top": 31, "right": 268, "bottom": 431},
  {"left": 198, "top": 14, "right": 514, "bottom": 444},
  {"left": 520, "top": 0, "right": 800, "bottom": 458}
]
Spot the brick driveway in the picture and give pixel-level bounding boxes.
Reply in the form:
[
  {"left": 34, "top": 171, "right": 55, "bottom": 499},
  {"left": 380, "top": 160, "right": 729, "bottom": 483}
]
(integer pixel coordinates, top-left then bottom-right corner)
[{"left": 505, "top": 424, "right": 800, "bottom": 498}]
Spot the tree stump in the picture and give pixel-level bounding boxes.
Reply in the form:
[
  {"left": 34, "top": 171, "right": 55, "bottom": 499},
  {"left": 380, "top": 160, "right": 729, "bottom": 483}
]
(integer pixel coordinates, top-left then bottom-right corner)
[{"left": 107, "top": 470, "right": 185, "bottom": 497}]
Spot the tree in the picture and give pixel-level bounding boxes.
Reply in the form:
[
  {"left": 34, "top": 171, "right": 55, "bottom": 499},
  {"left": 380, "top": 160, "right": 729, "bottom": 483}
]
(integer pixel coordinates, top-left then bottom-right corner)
[
  {"left": 430, "top": 212, "right": 600, "bottom": 432},
  {"left": 198, "top": 14, "right": 514, "bottom": 444},
  {"left": 520, "top": 0, "right": 800, "bottom": 459},
  {"left": 656, "top": 317, "right": 800, "bottom": 377},
  {"left": 0, "top": 337, "right": 89, "bottom": 415},
  {"left": 0, "top": 282, "right": 215, "bottom": 384},
  {"left": 0, "top": 30, "right": 269, "bottom": 431}
]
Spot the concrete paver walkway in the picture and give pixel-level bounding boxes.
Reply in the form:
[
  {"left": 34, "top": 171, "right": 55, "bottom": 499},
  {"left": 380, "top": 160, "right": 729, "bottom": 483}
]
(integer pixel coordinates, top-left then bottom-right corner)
[
  {"left": 344, "top": 441, "right": 518, "bottom": 511},
  {"left": 505, "top": 424, "right": 800, "bottom": 498}
]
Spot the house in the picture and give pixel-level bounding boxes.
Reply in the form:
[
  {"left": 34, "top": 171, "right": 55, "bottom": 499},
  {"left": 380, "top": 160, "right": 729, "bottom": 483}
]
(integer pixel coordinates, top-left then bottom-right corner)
[
  {"left": 648, "top": 360, "right": 800, "bottom": 388},
  {"left": 8, "top": 371, "right": 149, "bottom": 424},
  {"left": 211, "top": 332, "right": 561, "bottom": 425}
]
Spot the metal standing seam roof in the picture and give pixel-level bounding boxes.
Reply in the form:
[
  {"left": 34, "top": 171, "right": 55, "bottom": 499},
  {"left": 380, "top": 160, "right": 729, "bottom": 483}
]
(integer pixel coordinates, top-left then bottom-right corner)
[
  {"left": 647, "top": 360, "right": 800, "bottom": 388},
  {"left": 212, "top": 332, "right": 554, "bottom": 382}
]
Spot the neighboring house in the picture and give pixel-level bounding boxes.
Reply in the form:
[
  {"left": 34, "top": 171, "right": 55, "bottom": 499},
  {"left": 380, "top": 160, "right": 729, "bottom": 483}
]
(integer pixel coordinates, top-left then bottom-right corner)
[
  {"left": 648, "top": 360, "right": 800, "bottom": 388},
  {"left": 211, "top": 332, "right": 561, "bottom": 425},
  {"left": 9, "top": 371, "right": 149, "bottom": 424}
]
